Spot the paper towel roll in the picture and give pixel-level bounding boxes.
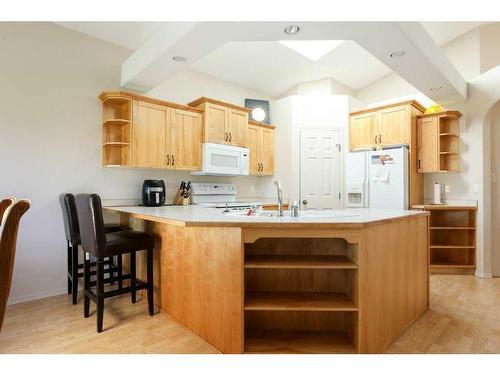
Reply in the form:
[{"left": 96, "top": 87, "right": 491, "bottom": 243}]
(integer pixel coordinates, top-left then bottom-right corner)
[{"left": 433, "top": 183, "right": 442, "bottom": 205}]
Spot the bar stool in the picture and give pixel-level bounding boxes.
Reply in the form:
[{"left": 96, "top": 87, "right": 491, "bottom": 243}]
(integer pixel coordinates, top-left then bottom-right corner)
[
  {"left": 75, "top": 193, "right": 155, "bottom": 333},
  {"left": 59, "top": 193, "right": 123, "bottom": 305}
]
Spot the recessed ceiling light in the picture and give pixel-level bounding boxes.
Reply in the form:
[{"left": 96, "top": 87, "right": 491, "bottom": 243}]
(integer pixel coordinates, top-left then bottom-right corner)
[
  {"left": 284, "top": 25, "right": 300, "bottom": 35},
  {"left": 172, "top": 56, "right": 186, "bottom": 62},
  {"left": 389, "top": 50, "right": 406, "bottom": 58},
  {"left": 278, "top": 40, "right": 344, "bottom": 61},
  {"left": 429, "top": 86, "right": 443, "bottom": 91}
]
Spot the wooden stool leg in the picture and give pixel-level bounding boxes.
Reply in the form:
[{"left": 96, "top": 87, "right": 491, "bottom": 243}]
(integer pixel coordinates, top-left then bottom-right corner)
[
  {"left": 83, "top": 253, "right": 90, "bottom": 318},
  {"left": 130, "top": 251, "right": 136, "bottom": 304},
  {"left": 67, "top": 241, "right": 72, "bottom": 294},
  {"left": 97, "top": 258, "right": 105, "bottom": 333},
  {"left": 109, "top": 256, "right": 114, "bottom": 285},
  {"left": 71, "top": 244, "right": 79, "bottom": 305},
  {"left": 117, "top": 254, "right": 123, "bottom": 289},
  {"left": 146, "top": 248, "right": 154, "bottom": 316}
]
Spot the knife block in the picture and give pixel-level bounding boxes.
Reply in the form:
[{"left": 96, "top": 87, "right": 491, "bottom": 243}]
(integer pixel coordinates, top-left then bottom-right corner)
[{"left": 173, "top": 190, "right": 190, "bottom": 205}]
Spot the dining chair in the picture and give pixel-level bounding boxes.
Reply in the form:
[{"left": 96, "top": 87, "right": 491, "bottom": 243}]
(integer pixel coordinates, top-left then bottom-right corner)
[
  {"left": 0, "top": 199, "right": 30, "bottom": 332},
  {"left": 0, "top": 197, "right": 16, "bottom": 227}
]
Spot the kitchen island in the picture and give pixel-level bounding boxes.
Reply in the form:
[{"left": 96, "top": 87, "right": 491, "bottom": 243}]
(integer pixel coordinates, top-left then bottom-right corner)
[{"left": 105, "top": 205, "right": 429, "bottom": 354}]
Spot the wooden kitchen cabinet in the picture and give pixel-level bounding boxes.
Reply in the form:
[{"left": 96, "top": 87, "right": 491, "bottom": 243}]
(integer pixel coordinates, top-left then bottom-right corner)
[
  {"left": 416, "top": 111, "right": 462, "bottom": 173},
  {"left": 249, "top": 121, "right": 275, "bottom": 176},
  {"left": 417, "top": 116, "right": 439, "bottom": 173},
  {"left": 349, "top": 101, "right": 422, "bottom": 151},
  {"left": 188, "top": 97, "right": 250, "bottom": 147},
  {"left": 379, "top": 105, "right": 410, "bottom": 147},
  {"left": 349, "top": 100, "right": 426, "bottom": 206},
  {"left": 170, "top": 109, "right": 203, "bottom": 170},
  {"left": 350, "top": 111, "right": 378, "bottom": 150},
  {"left": 99, "top": 91, "right": 203, "bottom": 171},
  {"left": 132, "top": 101, "right": 169, "bottom": 168}
]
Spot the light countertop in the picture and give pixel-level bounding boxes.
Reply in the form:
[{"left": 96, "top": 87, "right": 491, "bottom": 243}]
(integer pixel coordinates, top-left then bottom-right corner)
[{"left": 104, "top": 205, "right": 428, "bottom": 228}]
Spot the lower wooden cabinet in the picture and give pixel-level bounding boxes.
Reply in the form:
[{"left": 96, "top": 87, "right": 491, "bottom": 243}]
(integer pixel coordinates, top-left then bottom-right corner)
[{"left": 249, "top": 122, "right": 274, "bottom": 176}]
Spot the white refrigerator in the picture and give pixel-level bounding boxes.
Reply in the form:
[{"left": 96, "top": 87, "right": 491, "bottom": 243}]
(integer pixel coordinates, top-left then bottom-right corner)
[{"left": 345, "top": 147, "right": 409, "bottom": 210}]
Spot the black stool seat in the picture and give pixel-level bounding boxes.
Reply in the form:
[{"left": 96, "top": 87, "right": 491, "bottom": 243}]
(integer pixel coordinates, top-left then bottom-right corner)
[
  {"left": 60, "top": 193, "right": 124, "bottom": 305},
  {"left": 75, "top": 193, "right": 155, "bottom": 333},
  {"left": 105, "top": 231, "right": 154, "bottom": 256}
]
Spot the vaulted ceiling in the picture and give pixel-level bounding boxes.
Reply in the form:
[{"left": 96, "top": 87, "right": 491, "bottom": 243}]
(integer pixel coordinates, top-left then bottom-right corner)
[{"left": 55, "top": 21, "right": 488, "bottom": 102}]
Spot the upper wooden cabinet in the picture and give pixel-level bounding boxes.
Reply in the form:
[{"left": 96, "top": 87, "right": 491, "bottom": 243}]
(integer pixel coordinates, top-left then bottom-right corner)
[
  {"left": 349, "top": 101, "right": 424, "bottom": 151},
  {"left": 188, "top": 97, "right": 250, "bottom": 147},
  {"left": 350, "top": 111, "right": 378, "bottom": 150},
  {"left": 379, "top": 105, "right": 410, "bottom": 147},
  {"left": 349, "top": 100, "right": 425, "bottom": 206},
  {"left": 416, "top": 111, "right": 462, "bottom": 173},
  {"left": 99, "top": 91, "right": 203, "bottom": 171},
  {"left": 248, "top": 121, "right": 275, "bottom": 176}
]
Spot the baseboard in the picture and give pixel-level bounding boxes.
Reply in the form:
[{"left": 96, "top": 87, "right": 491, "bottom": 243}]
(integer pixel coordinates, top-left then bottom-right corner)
[
  {"left": 7, "top": 288, "right": 67, "bottom": 305},
  {"left": 475, "top": 270, "right": 493, "bottom": 278}
]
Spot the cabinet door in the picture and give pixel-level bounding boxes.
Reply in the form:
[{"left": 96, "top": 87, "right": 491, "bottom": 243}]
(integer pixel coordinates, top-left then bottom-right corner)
[
  {"left": 248, "top": 125, "right": 260, "bottom": 175},
  {"left": 350, "top": 112, "right": 377, "bottom": 150},
  {"left": 170, "top": 109, "right": 203, "bottom": 171},
  {"left": 379, "top": 105, "right": 409, "bottom": 146},
  {"left": 227, "top": 109, "right": 248, "bottom": 147},
  {"left": 132, "top": 101, "right": 168, "bottom": 168},
  {"left": 204, "top": 103, "right": 227, "bottom": 144},
  {"left": 259, "top": 127, "right": 274, "bottom": 175},
  {"left": 417, "top": 116, "right": 439, "bottom": 173}
]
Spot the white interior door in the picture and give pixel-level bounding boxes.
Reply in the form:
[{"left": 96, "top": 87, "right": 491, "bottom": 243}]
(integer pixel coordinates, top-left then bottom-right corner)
[{"left": 300, "top": 129, "right": 343, "bottom": 210}]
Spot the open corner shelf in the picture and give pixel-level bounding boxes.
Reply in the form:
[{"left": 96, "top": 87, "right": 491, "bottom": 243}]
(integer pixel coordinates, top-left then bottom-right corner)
[
  {"left": 245, "top": 291, "right": 358, "bottom": 312},
  {"left": 101, "top": 93, "right": 132, "bottom": 167},
  {"left": 244, "top": 330, "right": 356, "bottom": 354},
  {"left": 243, "top": 238, "right": 359, "bottom": 353},
  {"left": 244, "top": 255, "right": 358, "bottom": 270},
  {"left": 424, "top": 206, "right": 477, "bottom": 274}
]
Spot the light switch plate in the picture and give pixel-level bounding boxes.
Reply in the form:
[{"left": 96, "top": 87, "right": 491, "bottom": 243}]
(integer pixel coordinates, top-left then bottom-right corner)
[{"left": 444, "top": 185, "right": 451, "bottom": 193}]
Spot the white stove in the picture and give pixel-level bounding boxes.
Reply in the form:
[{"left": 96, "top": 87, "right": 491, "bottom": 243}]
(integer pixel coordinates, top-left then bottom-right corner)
[{"left": 191, "top": 183, "right": 261, "bottom": 209}]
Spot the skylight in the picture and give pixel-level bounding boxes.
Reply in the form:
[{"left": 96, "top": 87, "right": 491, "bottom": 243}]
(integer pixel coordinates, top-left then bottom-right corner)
[{"left": 278, "top": 40, "right": 344, "bottom": 61}]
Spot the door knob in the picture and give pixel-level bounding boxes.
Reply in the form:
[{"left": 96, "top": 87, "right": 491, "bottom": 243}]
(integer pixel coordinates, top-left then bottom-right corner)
[{"left": 302, "top": 200, "right": 307, "bottom": 205}]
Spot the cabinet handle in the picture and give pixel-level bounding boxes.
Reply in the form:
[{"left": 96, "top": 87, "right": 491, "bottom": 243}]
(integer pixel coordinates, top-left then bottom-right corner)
[
  {"left": 225, "top": 132, "right": 228, "bottom": 142},
  {"left": 418, "top": 160, "right": 421, "bottom": 170},
  {"left": 166, "top": 154, "right": 170, "bottom": 166},
  {"left": 172, "top": 155, "right": 175, "bottom": 166},
  {"left": 229, "top": 133, "right": 232, "bottom": 142},
  {"left": 379, "top": 134, "right": 382, "bottom": 144},
  {"left": 374, "top": 135, "right": 377, "bottom": 144}
]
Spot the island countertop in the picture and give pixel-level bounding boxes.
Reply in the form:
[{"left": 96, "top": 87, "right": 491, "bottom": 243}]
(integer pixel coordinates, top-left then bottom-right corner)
[{"left": 105, "top": 205, "right": 429, "bottom": 228}]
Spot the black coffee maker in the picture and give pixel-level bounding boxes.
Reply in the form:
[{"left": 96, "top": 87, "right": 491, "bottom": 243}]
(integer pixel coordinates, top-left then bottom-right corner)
[{"left": 142, "top": 180, "right": 166, "bottom": 207}]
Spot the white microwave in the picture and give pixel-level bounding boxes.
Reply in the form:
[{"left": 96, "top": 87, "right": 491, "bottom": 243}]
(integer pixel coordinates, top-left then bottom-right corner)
[{"left": 191, "top": 143, "right": 249, "bottom": 176}]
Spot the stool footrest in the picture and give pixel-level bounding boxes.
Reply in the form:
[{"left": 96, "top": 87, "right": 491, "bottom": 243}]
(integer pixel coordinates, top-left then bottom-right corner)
[{"left": 85, "top": 278, "right": 148, "bottom": 302}]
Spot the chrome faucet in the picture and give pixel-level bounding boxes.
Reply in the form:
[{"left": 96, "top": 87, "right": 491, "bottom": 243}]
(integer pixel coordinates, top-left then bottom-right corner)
[{"left": 274, "top": 181, "right": 284, "bottom": 217}]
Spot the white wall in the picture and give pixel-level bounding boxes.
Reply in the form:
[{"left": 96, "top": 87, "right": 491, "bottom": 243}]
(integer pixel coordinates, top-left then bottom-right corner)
[
  {"left": 489, "top": 103, "right": 500, "bottom": 275},
  {"left": 268, "top": 95, "right": 352, "bottom": 203},
  {"left": 0, "top": 23, "right": 277, "bottom": 304}
]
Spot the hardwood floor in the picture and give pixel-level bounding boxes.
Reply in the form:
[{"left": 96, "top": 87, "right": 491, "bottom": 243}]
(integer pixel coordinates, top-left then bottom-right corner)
[
  {"left": 387, "top": 275, "right": 500, "bottom": 353},
  {"left": 1, "top": 275, "right": 500, "bottom": 354}
]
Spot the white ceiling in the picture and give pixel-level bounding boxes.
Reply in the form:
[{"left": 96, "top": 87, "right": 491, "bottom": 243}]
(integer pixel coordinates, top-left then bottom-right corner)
[
  {"left": 421, "top": 21, "right": 490, "bottom": 46},
  {"left": 55, "top": 21, "right": 487, "bottom": 100},
  {"left": 56, "top": 22, "right": 161, "bottom": 50},
  {"left": 191, "top": 40, "right": 391, "bottom": 97}
]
